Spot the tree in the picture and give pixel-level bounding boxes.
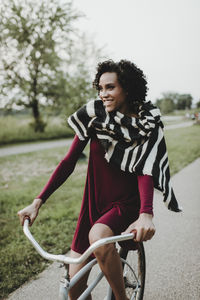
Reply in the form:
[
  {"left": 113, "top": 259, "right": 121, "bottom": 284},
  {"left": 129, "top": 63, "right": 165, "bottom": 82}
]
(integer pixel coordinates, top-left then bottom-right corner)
[
  {"left": 0, "top": 0, "right": 82, "bottom": 131},
  {"left": 196, "top": 100, "right": 200, "bottom": 109},
  {"left": 156, "top": 92, "right": 193, "bottom": 114},
  {"left": 176, "top": 94, "right": 193, "bottom": 110},
  {"left": 56, "top": 33, "right": 105, "bottom": 116},
  {"left": 156, "top": 92, "right": 176, "bottom": 114}
]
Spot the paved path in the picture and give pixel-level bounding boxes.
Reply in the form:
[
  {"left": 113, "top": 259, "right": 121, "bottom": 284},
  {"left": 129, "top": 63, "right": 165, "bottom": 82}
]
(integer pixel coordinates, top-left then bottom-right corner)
[
  {"left": 0, "top": 139, "right": 73, "bottom": 157},
  {"left": 0, "top": 121, "right": 194, "bottom": 158},
  {"left": 163, "top": 120, "right": 194, "bottom": 130},
  {"left": 7, "top": 158, "right": 200, "bottom": 300},
  {"left": 144, "top": 158, "right": 200, "bottom": 300}
]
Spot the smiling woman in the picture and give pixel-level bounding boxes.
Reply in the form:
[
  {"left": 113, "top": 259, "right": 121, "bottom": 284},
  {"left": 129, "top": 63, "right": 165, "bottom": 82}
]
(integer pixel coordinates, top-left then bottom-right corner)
[{"left": 18, "top": 59, "right": 180, "bottom": 300}]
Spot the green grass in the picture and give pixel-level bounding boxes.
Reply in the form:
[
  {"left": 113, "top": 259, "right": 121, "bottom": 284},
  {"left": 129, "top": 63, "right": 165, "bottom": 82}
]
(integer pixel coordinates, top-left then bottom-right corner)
[
  {"left": 0, "top": 115, "right": 73, "bottom": 145},
  {"left": 0, "top": 125, "right": 200, "bottom": 299},
  {"left": 165, "top": 124, "right": 200, "bottom": 175},
  {"left": 0, "top": 145, "right": 89, "bottom": 299}
]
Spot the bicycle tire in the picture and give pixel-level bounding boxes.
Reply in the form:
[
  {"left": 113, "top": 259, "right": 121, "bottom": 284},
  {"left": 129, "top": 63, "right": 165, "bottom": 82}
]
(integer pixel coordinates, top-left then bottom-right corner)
[{"left": 111, "top": 243, "right": 146, "bottom": 300}]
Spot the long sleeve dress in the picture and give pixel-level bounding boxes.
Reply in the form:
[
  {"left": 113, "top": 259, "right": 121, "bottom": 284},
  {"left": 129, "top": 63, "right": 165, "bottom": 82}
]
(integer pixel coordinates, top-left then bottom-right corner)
[{"left": 37, "top": 134, "right": 154, "bottom": 253}]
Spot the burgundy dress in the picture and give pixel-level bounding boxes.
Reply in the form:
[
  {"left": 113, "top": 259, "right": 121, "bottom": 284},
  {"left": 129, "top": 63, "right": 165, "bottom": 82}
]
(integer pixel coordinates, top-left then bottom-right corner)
[{"left": 38, "top": 135, "right": 153, "bottom": 254}]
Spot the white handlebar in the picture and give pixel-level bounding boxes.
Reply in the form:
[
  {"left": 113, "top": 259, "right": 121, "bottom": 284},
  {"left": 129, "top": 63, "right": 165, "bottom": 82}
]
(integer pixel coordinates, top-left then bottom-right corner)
[{"left": 23, "top": 219, "right": 135, "bottom": 264}]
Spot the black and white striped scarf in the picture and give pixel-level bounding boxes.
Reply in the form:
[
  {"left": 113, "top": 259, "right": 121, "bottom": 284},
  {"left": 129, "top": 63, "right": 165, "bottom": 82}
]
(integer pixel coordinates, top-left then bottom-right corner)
[{"left": 68, "top": 99, "right": 181, "bottom": 212}]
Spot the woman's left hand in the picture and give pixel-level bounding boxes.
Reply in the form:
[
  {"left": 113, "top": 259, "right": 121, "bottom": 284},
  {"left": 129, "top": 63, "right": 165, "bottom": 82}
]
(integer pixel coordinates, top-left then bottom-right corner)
[{"left": 122, "top": 213, "right": 156, "bottom": 242}]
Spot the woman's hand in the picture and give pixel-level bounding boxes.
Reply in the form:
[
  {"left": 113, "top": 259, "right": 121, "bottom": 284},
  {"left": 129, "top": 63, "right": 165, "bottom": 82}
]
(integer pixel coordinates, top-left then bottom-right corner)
[
  {"left": 122, "top": 213, "right": 156, "bottom": 242},
  {"left": 17, "top": 198, "right": 43, "bottom": 226}
]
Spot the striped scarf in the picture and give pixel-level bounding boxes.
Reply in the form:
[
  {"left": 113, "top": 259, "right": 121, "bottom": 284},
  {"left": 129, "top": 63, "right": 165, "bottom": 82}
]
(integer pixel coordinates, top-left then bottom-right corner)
[{"left": 68, "top": 99, "right": 181, "bottom": 212}]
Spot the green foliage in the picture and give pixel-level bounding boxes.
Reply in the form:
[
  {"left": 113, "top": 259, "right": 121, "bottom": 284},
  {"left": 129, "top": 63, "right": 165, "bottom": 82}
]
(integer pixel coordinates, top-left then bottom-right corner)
[
  {"left": 196, "top": 100, "right": 200, "bottom": 109},
  {"left": 176, "top": 94, "right": 192, "bottom": 110},
  {"left": 0, "top": 0, "right": 80, "bottom": 121},
  {"left": 52, "top": 33, "right": 102, "bottom": 117},
  {"left": 156, "top": 95, "right": 175, "bottom": 114},
  {"left": 0, "top": 0, "right": 102, "bottom": 131},
  {"left": 156, "top": 92, "right": 193, "bottom": 114}
]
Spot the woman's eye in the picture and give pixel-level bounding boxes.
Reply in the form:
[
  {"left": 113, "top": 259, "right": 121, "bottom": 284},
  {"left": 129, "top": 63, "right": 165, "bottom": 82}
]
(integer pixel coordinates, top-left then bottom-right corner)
[{"left": 98, "top": 85, "right": 115, "bottom": 94}]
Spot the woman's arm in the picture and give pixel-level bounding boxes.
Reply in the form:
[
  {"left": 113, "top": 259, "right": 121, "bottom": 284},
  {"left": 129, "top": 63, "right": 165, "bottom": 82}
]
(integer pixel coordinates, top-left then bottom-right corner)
[
  {"left": 17, "top": 135, "right": 89, "bottom": 225},
  {"left": 37, "top": 135, "right": 89, "bottom": 203},
  {"left": 138, "top": 175, "right": 154, "bottom": 215},
  {"left": 123, "top": 175, "right": 155, "bottom": 242}
]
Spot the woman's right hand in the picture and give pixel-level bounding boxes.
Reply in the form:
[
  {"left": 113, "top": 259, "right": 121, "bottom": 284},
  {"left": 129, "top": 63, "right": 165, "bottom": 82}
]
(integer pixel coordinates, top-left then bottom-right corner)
[{"left": 17, "top": 198, "right": 43, "bottom": 226}]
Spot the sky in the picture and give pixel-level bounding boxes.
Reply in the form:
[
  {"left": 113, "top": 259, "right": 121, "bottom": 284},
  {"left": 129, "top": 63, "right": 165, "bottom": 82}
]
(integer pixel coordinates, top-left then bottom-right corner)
[{"left": 73, "top": 0, "right": 200, "bottom": 103}]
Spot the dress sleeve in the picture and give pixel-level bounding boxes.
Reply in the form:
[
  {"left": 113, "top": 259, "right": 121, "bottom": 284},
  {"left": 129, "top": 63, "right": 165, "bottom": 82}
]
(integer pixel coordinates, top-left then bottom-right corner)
[
  {"left": 137, "top": 175, "right": 154, "bottom": 215},
  {"left": 37, "top": 135, "right": 89, "bottom": 203}
]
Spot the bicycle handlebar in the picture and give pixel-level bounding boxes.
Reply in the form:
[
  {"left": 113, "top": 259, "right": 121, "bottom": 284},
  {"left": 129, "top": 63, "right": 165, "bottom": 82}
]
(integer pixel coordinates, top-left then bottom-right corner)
[{"left": 23, "top": 219, "right": 135, "bottom": 264}]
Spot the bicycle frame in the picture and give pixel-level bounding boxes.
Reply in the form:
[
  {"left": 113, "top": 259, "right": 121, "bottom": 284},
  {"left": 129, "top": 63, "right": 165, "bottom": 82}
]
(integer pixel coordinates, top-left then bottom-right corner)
[{"left": 23, "top": 219, "right": 135, "bottom": 300}]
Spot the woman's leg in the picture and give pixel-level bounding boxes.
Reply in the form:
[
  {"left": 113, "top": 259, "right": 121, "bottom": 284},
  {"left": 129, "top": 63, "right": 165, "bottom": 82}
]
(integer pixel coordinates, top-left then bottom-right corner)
[
  {"left": 89, "top": 223, "right": 128, "bottom": 300},
  {"left": 68, "top": 249, "right": 92, "bottom": 300}
]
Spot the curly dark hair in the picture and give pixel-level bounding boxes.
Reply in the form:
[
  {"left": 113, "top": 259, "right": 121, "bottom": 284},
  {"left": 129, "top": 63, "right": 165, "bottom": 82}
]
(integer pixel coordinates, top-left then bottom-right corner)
[{"left": 93, "top": 59, "right": 148, "bottom": 113}]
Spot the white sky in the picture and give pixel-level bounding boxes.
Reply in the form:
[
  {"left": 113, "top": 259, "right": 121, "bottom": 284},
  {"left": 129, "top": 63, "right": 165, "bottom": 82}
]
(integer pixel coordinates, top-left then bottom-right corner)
[{"left": 73, "top": 0, "right": 200, "bottom": 103}]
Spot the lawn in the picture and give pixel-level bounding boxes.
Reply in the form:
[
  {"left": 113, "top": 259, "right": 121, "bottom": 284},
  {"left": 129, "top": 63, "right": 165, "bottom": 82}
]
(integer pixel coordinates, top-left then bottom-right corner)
[
  {"left": 165, "top": 124, "right": 200, "bottom": 175},
  {"left": 0, "top": 144, "right": 89, "bottom": 299},
  {"left": 0, "top": 114, "right": 73, "bottom": 145},
  {"left": 0, "top": 124, "right": 200, "bottom": 299}
]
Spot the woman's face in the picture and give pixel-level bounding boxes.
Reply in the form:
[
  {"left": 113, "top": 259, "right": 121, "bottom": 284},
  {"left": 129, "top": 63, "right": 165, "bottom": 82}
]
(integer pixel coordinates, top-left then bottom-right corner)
[{"left": 98, "top": 72, "right": 128, "bottom": 114}]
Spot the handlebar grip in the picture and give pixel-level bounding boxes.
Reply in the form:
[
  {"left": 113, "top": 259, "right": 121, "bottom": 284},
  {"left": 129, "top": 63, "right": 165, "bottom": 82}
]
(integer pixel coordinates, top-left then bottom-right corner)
[
  {"left": 24, "top": 217, "right": 31, "bottom": 226},
  {"left": 24, "top": 218, "right": 30, "bottom": 225}
]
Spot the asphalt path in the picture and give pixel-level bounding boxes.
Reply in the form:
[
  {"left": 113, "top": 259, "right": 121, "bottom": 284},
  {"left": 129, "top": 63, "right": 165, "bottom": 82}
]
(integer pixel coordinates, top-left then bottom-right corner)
[
  {"left": 7, "top": 158, "right": 200, "bottom": 300},
  {"left": 0, "top": 138, "right": 73, "bottom": 157}
]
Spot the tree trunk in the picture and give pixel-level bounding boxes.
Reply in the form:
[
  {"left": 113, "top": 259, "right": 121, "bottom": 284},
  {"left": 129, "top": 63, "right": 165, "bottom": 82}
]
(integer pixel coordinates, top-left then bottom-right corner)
[
  {"left": 31, "top": 100, "right": 46, "bottom": 132},
  {"left": 30, "top": 72, "right": 46, "bottom": 132},
  {"left": 32, "top": 98, "right": 40, "bottom": 120}
]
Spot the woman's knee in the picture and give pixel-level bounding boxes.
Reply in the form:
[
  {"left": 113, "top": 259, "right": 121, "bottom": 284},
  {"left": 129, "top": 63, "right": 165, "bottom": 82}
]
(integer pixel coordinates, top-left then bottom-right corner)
[
  {"left": 89, "top": 223, "right": 115, "bottom": 262},
  {"left": 89, "top": 223, "right": 113, "bottom": 244}
]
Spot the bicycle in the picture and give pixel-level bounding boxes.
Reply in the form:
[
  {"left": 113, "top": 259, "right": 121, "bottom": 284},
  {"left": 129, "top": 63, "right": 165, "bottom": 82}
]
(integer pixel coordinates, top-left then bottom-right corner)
[{"left": 23, "top": 219, "right": 146, "bottom": 300}]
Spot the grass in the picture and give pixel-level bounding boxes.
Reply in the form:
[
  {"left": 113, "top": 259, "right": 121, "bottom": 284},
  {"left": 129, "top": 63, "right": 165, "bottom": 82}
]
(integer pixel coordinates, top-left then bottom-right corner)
[
  {"left": 0, "top": 145, "right": 89, "bottom": 299},
  {"left": 165, "top": 124, "right": 200, "bottom": 175},
  {"left": 0, "top": 115, "right": 73, "bottom": 146},
  {"left": 0, "top": 125, "right": 200, "bottom": 299}
]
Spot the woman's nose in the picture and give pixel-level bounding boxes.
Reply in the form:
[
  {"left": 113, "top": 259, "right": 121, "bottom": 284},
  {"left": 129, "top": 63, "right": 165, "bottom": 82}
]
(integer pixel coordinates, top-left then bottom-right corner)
[{"left": 100, "top": 90, "right": 108, "bottom": 98}]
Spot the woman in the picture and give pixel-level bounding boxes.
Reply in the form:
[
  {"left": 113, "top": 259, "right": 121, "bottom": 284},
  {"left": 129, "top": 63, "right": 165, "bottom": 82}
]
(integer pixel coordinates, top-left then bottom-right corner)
[{"left": 18, "top": 60, "right": 180, "bottom": 300}]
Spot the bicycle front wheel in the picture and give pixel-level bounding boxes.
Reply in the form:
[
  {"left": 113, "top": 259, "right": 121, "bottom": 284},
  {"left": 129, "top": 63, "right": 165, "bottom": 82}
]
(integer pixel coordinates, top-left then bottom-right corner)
[{"left": 119, "top": 243, "right": 146, "bottom": 300}]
